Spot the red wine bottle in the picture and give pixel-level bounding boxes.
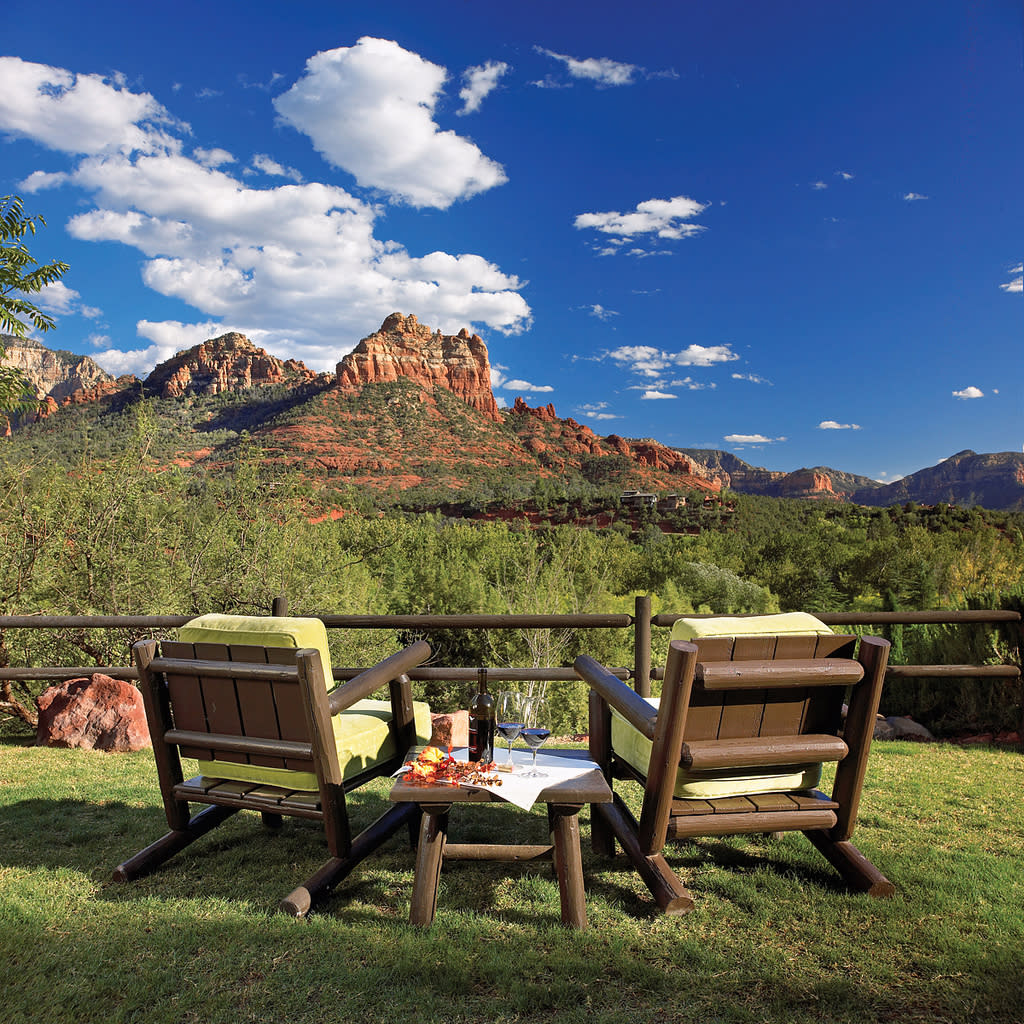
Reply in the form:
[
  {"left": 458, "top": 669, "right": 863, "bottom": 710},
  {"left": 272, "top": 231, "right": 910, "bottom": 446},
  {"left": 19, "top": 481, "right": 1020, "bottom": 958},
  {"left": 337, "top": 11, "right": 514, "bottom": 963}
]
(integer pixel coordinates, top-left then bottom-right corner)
[{"left": 467, "top": 668, "right": 495, "bottom": 763}]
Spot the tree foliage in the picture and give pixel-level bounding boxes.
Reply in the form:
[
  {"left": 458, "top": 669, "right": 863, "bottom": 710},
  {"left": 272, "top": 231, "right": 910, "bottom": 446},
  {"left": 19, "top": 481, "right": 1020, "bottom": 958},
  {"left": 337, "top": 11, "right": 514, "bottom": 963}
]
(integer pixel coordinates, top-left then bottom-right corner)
[
  {"left": 1, "top": 429, "right": 1021, "bottom": 735},
  {"left": 1, "top": 195, "right": 71, "bottom": 413}
]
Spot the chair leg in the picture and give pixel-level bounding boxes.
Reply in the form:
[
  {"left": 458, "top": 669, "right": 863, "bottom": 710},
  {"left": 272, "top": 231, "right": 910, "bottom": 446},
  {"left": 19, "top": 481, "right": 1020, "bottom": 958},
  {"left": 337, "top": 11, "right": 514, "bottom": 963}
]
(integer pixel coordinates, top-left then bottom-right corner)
[
  {"left": 113, "top": 804, "right": 239, "bottom": 882},
  {"left": 591, "top": 801, "right": 617, "bottom": 857},
  {"left": 279, "top": 802, "right": 420, "bottom": 917},
  {"left": 598, "top": 797, "right": 695, "bottom": 915},
  {"left": 804, "top": 829, "right": 895, "bottom": 898}
]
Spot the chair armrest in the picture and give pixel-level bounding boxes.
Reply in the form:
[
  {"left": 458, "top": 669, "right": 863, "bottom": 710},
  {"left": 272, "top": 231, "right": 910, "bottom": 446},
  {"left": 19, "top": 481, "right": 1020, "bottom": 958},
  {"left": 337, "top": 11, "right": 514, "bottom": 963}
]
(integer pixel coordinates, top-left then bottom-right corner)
[
  {"left": 574, "top": 654, "right": 659, "bottom": 741},
  {"left": 327, "top": 640, "right": 432, "bottom": 716}
]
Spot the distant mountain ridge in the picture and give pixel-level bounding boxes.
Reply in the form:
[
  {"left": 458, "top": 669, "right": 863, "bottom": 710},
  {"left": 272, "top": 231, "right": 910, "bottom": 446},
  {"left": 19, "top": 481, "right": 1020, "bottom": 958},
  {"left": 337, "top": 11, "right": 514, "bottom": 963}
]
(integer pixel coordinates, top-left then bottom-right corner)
[
  {"left": 1, "top": 333, "right": 115, "bottom": 402},
  {"left": 4, "top": 318, "right": 1023, "bottom": 509}
]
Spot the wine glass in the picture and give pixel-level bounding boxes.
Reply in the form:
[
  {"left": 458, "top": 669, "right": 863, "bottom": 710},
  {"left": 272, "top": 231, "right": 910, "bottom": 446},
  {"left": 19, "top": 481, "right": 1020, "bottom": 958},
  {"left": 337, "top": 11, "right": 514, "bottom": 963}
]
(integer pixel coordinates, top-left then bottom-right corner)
[
  {"left": 496, "top": 691, "right": 525, "bottom": 768},
  {"left": 519, "top": 696, "right": 551, "bottom": 778}
]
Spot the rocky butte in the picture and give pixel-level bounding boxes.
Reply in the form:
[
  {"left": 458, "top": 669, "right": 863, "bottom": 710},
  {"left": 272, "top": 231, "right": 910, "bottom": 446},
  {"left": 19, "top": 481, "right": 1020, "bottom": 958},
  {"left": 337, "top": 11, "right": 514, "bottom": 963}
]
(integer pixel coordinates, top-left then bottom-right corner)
[
  {"left": 145, "top": 332, "right": 319, "bottom": 398},
  {"left": 0, "top": 333, "right": 114, "bottom": 402},
  {"left": 337, "top": 313, "right": 501, "bottom": 422}
]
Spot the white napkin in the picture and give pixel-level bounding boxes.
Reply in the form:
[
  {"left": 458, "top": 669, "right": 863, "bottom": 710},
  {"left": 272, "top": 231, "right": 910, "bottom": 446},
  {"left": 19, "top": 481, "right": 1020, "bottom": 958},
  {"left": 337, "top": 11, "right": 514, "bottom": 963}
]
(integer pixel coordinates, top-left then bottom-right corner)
[{"left": 395, "top": 748, "right": 600, "bottom": 811}]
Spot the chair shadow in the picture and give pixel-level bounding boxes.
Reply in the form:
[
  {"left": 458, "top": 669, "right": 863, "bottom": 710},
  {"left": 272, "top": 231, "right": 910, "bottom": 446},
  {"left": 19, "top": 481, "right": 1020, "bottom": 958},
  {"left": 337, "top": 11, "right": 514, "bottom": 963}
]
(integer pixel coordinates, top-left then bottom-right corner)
[
  {"left": 0, "top": 789, "right": 421, "bottom": 914},
  {"left": 581, "top": 833, "right": 857, "bottom": 919}
]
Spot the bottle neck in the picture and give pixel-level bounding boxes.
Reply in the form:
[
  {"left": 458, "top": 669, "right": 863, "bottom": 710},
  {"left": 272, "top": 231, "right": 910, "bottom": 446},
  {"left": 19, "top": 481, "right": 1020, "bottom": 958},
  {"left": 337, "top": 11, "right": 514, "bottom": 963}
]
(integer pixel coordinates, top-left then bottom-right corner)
[{"left": 477, "top": 667, "right": 488, "bottom": 694}]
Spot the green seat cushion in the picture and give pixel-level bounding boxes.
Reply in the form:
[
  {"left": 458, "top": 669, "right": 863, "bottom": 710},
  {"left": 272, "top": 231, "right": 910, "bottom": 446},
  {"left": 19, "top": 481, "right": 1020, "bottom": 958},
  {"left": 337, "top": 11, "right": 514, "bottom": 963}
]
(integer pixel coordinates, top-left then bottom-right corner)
[
  {"left": 671, "top": 612, "right": 832, "bottom": 641},
  {"left": 611, "top": 698, "right": 822, "bottom": 799},
  {"left": 177, "top": 614, "right": 431, "bottom": 791}
]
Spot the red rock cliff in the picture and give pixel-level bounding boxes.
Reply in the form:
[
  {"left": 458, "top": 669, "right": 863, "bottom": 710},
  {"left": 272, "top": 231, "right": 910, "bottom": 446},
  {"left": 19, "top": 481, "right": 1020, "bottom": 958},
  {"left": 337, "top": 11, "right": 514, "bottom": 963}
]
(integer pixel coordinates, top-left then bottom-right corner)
[
  {"left": 336, "top": 313, "right": 501, "bottom": 422},
  {"left": 145, "top": 333, "right": 316, "bottom": 398}
]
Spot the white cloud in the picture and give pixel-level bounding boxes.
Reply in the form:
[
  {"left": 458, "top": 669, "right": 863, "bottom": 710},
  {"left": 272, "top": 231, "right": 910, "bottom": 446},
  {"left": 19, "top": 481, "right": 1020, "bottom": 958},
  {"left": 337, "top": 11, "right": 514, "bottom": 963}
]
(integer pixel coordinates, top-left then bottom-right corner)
[
  {"left": 505, "top": 379, "right": 553, "bottom": 393},
  {"left": 458, "top": 61, "right": 509, "bottom": 115},
  {"left": 578, "top": 401, "right": 618, "bottom": 421},
  {"left": 641, "top": 389, "right": 676, "bottom": 400},
  {"left": 605, "top": 343, "right": 738, "bottom": 377},
  {"left": 19, "top": 169, "right": 69, "bottom": 192},
  {"left": 193, "top": 147, "right": 235, "bottom": 168},
  {"left": 535, "top": 47, "right": 638, "bottom": 86},
  {"left": 1001, "top": 264, "right": 1022, "bottom": 293},
  {"left": 586, "top": 303, "right": 619, "bottom": 320},
  {"left": 273, "top": 37, "right": 507, "bottom": 209},
  {"left": 811, "top": 181, "right": 828, "bottom": 190},
  {"left": 575, "top": 195, "right": 708, "bottom": 248},
  {"left": 725, "top": 433, "right": 784, "bottom": 444},
  {"left": 251, "top": 153, "right": 303, "bottom": 182},
  {"left": 732, "top": 372, "right": 772, "bottom": 385},
  {"left": 491, "top": 365, "right": 552, "bottom": 393},
  {"left": 818, "top": 420, "right": 861, "bottom": 430},
  {"left": 952, "top": 386, "right": 984, "bottom": 399},
  {"left": 903, "top": 192, "right": 929, "bottom": 201},
  {"left": 34, "top": 280, "right": 81, "bottom": 315},
  {"left": 1, "top": 57, "right": 531, "bottom": 376},
  {"left": 836, "top": 171, "right": 854, "bottom": 180},
  {"left": 32, "top": 280, "right": 103, "bottom": 322},
  {"left": 0, "top": 56, "right": 184, "bottom": 156}
]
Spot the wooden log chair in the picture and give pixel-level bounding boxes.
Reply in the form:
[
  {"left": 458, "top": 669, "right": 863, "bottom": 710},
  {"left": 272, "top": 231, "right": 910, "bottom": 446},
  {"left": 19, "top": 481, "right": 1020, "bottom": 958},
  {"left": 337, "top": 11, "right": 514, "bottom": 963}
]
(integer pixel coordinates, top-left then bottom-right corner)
[
  {"left": 114, "top": 614, "right": 433, "bottom": 916},
  {"left": 574, "top": 613, "right": 894, "bottom": 915}
]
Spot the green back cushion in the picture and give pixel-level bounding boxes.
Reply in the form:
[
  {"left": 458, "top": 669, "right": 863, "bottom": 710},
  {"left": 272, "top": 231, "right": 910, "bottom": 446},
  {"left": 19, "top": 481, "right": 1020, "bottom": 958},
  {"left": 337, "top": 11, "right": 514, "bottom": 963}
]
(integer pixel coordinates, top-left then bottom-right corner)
[
  {"left": 177, "top": 614, "right": 430, "bottom": 791},
  {"left": 616, "top": 613, "right": 832, "bottom": 799},
  {"left": 671, "top": 612, "right": 832, "bottom": 641}
]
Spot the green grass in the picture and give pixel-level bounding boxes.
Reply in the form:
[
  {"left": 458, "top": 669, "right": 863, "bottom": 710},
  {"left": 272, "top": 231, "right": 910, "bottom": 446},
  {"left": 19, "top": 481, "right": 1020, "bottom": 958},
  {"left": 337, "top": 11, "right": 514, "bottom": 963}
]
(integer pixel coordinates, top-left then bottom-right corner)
[{"left": 2, "top": 738, "right": 1022, "bottom": 1024}]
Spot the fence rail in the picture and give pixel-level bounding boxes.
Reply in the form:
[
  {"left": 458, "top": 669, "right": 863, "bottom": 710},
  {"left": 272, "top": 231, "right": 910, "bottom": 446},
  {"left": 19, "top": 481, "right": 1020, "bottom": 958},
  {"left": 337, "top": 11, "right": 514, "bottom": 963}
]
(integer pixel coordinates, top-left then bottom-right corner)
[{"left": 1, "top": 603, "right": 1020, "bottom": 699}]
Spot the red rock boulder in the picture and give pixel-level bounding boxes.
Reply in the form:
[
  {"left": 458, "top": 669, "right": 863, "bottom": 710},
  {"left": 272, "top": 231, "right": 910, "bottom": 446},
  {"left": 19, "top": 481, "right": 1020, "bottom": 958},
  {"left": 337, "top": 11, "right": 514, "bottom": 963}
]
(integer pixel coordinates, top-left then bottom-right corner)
[{"left": 35, "top": 674, "right": 151, "bottom": 752}]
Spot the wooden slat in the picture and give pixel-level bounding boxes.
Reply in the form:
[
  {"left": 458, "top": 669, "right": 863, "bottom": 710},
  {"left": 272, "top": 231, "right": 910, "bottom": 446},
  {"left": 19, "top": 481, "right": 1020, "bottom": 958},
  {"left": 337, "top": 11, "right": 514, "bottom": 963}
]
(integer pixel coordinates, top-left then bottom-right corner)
[
  {"left": 697, "top": 659, "right": 864, "bottom": 691},
  {"left": 193, "top": 645, "right": 245, "bottom": 770},
  {"left": 759, "top": 688, "right": 808, "bottom": 735},
  {"left": 161, "top": 641, "right": 213, "bottom": 760},
  {"left": 163, "top": 729, "right": 312, "bottom": 760},
  {"left": 732, "top": 635, "right": 777, "bottom": 660},
  {"left": 708, "top": 795, "right": 757, "bottom": 815},
  {"left": 264, "top": 647, "right": 310, "bottom": 771},
  {"left": 683, "top": 733, "right": 848, "bottom": 769},
  {"left": 230, "top": 644, "right": 284, "bottom": 769},
  {"left": 668, "top": 807, "right": 837, "bottom": 838}
]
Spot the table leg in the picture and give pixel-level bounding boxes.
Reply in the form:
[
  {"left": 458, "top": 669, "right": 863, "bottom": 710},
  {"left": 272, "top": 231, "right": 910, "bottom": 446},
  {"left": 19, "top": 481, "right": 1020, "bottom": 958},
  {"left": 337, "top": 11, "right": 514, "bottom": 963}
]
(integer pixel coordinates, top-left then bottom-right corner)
[
  {"left": 410, "top": 803, "right": 449, "bottom": 927},
  {"left": 549, "top": 802, "right": 587, "bottom": 929}
]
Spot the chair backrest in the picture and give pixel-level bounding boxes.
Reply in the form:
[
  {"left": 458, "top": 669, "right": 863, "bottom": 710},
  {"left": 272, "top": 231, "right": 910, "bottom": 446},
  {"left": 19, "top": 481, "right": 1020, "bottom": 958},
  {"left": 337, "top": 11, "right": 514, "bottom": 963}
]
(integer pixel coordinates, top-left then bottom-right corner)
[
  {"left": 157, "top": 639, "right": 327, "bottom": 778},
  {"left": 683, "top": 631, "right": 859, "bottom": 745},
  {"left": 669, "top": 613, "right": 854, "bottom": 745}
]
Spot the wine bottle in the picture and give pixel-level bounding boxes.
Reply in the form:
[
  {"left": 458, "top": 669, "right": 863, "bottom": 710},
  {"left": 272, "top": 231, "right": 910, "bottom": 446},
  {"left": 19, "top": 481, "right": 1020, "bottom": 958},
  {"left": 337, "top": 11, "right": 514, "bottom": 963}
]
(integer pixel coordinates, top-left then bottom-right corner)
[{"left": 467, "top": 667, "right": 495, "bottom": 763}]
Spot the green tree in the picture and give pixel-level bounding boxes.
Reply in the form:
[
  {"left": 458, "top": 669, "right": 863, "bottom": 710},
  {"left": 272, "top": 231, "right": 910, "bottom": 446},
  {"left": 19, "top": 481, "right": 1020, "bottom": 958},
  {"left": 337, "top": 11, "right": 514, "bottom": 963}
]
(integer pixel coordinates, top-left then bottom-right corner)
[{"left": 1, "top": 195, "right": 70, "bottom": 412}]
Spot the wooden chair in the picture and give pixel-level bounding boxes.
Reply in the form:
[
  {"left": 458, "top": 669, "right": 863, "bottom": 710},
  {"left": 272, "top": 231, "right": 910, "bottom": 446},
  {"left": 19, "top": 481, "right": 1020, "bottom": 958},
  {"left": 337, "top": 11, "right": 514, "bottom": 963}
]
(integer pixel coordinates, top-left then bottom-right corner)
[
  {"left": 115, "top": 631, "right": 432, "bottom": 916},
  {"left": 574, "top": 625, "right": 893, "bottom": 914}
]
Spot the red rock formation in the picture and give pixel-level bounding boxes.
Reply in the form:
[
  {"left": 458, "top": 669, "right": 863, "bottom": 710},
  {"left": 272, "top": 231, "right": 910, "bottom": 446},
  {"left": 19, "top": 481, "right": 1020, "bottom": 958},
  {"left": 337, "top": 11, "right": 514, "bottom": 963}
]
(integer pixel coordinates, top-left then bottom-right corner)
[
  {"left": 145, "top": 332, "right": 316, "bottom": 398},
  {"left": 337, "top": 313, "right": 502, "bottom": 422},
  {"left": 35, "top": 674, "right": 151, "bottom": 752}
]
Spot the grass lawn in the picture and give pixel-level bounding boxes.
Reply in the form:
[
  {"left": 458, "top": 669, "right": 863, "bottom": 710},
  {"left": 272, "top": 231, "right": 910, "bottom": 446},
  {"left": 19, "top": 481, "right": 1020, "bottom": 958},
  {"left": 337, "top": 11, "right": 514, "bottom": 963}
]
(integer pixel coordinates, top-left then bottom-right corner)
[{"left": 1, "top": 736, "right": 1022, "bottom": 1024}]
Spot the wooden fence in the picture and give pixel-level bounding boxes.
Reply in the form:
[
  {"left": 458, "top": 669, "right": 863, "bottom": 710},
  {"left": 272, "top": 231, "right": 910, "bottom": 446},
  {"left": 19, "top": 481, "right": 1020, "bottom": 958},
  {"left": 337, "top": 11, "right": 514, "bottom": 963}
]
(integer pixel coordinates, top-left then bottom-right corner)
[{"left": 1, "top": 598, "right": 1019, "bottom": 702}]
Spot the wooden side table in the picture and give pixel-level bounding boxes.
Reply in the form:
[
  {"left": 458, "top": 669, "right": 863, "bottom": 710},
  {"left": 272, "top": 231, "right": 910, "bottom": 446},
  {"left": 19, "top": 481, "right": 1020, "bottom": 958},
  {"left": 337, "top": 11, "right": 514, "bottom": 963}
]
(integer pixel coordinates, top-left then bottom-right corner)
[{"left": 389, "top": 749, "right": 612, "bottom": 929}]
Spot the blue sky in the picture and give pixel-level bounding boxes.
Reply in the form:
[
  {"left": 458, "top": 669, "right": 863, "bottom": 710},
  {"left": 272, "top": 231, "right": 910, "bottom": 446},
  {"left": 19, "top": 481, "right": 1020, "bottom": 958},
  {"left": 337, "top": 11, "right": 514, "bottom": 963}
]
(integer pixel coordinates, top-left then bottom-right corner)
[{"left": 2, "top": 0, "right": 1020, "bottom": 482}]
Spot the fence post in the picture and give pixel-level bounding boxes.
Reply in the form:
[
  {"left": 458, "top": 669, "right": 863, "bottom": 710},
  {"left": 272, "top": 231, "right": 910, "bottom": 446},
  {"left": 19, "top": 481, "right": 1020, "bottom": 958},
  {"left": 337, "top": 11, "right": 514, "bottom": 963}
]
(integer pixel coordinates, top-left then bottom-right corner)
[
  {"left": 634, "top": 593, "right": 652, "bottom": 697},
  {"left": 272, "top": 595, "right": 288, "bottom": 617}
]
